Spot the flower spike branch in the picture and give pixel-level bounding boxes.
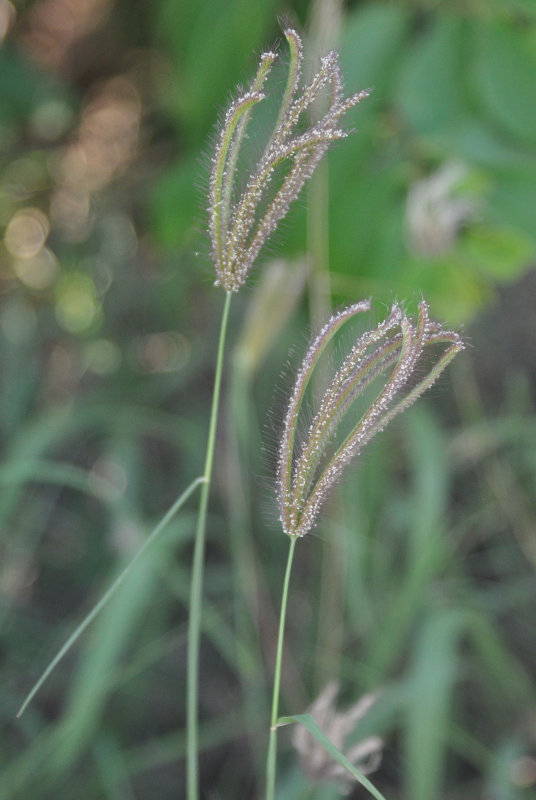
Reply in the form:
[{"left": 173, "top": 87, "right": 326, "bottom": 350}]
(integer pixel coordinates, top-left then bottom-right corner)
[{"left": 209, "top": 28, "right": 370, "bottom": 292}]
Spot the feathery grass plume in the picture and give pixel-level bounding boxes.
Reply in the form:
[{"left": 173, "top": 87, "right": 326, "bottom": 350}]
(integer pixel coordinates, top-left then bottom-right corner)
[
  {"left": 278, "top": 300, "right": 464, "bottom": 538},
  {"left": 209, "top": 28, "right": 369, "bottom": 292}
]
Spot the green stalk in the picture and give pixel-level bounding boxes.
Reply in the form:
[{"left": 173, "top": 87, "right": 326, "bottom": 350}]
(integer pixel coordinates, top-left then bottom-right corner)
[
  {"left": 187, "top": 290, "right": 233, "bottom": 800},
  {"left": 266, "top": 536, "right": 297, "bottom": 800}
]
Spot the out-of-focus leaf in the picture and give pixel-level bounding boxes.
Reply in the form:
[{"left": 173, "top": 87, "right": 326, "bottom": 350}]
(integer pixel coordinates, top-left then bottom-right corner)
[
  {"left": 154, "top": 0, "right": 276, "bottom": 141},
  {"left": 501, "top": 0, "right": 536, "bottom": 18},
  {"left": 465, "top": 225, "right": 534, "bottom": 281},
  {"left": 0, "top": 45, "right": 72, "bottom": 132},
  {"left": 396, "top": 17, "right": 469, "bottom": 134},
  {"left": 327, "top": 164, "right": 402, "bottom": 286},
  {"left": 150, "top": 156, "right": 200, "bottom": 250},
  {"left": 327, "top": 3, "right": 409, "bottom": 270},
  {"left": 467, "top": 610, "right": 534, "bottom": 707},
  {"left": 46, "top": 506, "right": 196, "bottom": 774},
  {"left": 404, "top": 610, "right": 463, "bottom": 800},
  {"left": 339, "top": 3, "right": 410, "bottom": 98},
  {"left": 450, "top": 119, "right": 536, "bottom": 170},
  {"left": 404, "top": 407, "right": 449, "bottom": 556},
  {"left": 488, "top": 169, "right": 536, "bottom": 243},
  {"left": 398, "top": 252, "right": 492, "bottom": 324},
  {"left": 472, "top": 23, "right": 536, "bottom": 147}
]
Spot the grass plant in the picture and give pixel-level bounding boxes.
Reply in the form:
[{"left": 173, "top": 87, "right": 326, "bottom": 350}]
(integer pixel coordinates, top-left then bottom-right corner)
[
  {"left": 15, "top": 25, "right": 369, "bottom": 800},
  {"left": 189, "top": 27, "right": 367, "bottom": 800},
  {"left": 267, "top": 301, "right": 463, "bottom": 798}
]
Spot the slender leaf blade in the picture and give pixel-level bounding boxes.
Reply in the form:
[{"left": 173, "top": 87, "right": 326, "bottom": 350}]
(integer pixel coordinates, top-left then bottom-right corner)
[{"left": 277, "top": 713, "right": 387, "bottom": 800}]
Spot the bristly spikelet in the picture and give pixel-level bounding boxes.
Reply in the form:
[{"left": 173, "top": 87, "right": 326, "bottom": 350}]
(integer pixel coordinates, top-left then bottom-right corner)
[
  {"left": 278, "top": 300, "right": 464, "bottom": 538},
  {"left": 209, "top": 29, "right": 369, "bottom": 293}
]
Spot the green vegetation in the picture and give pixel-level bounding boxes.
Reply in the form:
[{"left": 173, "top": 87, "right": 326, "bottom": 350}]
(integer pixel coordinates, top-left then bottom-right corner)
[{"left": 1, "top": 1, "right": 536, "bottom": 799}]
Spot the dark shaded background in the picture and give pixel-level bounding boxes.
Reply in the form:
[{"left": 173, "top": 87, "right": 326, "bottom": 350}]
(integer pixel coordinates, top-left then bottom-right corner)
[{"left": 1, "top": 1, "right": 536, "bottom": 798}]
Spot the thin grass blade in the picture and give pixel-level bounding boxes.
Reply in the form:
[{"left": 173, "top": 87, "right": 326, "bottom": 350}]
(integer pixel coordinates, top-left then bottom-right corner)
[
  {"left": 277, "top": 713, "right": 388, "bottom": 800},
  {"left": 16, "top": 475, "right": 206, "bottom": 717}
]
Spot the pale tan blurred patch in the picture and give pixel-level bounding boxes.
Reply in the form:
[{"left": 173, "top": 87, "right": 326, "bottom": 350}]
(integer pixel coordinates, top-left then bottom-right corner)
[
  {"left": 50, "top": 77, "right": 141, "bottom": 240},
  {"left": 20, "top": 0, "right": 113, "bottom": 71},
  {"left": 233, "top": 258, "right": 307, "bottom": 380},
  {"left": 511, "top": 756, "right": 536, "bottom": 788},
  {"left": 292, "top": 682, "right": 383, "bottom": 794},
  {"left": 4, "top": 208, "right": 50, "bottom": 259},
  {"left": 0, "top": 0, "right": 16, "bottom": 44},
  {"left": 129, "top": 331, "right": 191, "bottom": 374}
]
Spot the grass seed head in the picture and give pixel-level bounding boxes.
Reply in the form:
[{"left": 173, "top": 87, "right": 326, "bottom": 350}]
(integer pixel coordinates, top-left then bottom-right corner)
[
  {"left": 209, "top": 29, "right": 369, "bottom": 292},
  {"left": 278, "top": 300, "right": 464, "bottom": 538}
]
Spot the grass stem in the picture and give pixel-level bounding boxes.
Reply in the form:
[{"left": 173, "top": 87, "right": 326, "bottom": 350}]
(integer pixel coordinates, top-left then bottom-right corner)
[
  {"left": 187, "top": 290, "right": 233, "bottom": 800},
  {"left": 266, "top": 535, "right": 297, "bottom": 800}
]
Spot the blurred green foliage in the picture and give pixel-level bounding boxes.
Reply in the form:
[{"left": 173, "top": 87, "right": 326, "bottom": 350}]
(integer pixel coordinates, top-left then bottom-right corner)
[
  {"left": 151, "top": 1, "right": 536, "bottom": 322},
  {"left": 1, "top": 0, "right": 536, "bottom": 799}
]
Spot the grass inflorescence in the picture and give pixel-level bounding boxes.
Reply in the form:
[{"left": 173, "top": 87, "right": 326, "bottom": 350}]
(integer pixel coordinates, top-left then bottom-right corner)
[
  {"left": 209, "top": 28, "right": 369, "bottom": 292},
  {"left": 278, "top": 300, "right": 464, "bottom": 538}
]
